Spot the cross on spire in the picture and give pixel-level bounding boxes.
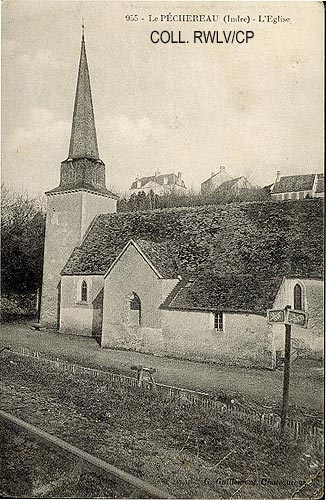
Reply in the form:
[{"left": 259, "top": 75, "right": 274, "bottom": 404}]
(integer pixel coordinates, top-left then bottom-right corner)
[{"left": 68, "top": 25, "right": 99, "bottom": 160}]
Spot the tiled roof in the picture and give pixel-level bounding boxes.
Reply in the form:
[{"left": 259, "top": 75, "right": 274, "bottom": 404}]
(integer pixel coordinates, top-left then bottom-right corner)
[
  {"left": 161, "top": 274, "right": 283, "bottom": 315},
  {"left": 130, "top": 173, "right": 186, "bottom": 190},
  {"left": 62, "top": 199, "right": 323, "bottom": 280},
  {"left": 315, "top": 174, "right": 324, "bottom": 194},
  {"left": 272, "top": 174, "right": 316, "bottom": 194},
  {"left": 134, "top": 239, "right": 180, "bottom": 278}
]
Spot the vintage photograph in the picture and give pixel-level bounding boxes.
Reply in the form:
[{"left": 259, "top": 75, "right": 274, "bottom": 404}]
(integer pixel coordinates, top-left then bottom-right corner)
[{"left": 1, "top": 0, "right": 324, "bottom": 498}]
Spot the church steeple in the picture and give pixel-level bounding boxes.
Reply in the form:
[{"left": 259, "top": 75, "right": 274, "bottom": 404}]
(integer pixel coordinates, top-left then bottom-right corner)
[
  {"left": 68, "top": 26, "right": 99, "bottom": 160},
  {"left": 46, "top": 28, "right": 118, "bottom": 199},
  {"left": 40, "top": 27, "right": 117, "bottom": 329}
]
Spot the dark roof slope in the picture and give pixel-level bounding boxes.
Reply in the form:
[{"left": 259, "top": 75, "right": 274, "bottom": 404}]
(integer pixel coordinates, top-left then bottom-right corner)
[
  {"left": 272, "top": 174, "right": 316, "bottom": 194},
  {"left": 315, "top": 174, "right": 324, "bottom": 194},
  {"left": 62, "top": 199, "right": 323, "bottom": 279},
  {"left": 214, "top": 177, "right": 250, "bottom": 192},
  {"left": 161, "top": 274, "right": 283, "bottom": 315},
  {"left": 134, "top": 239, "right": 180, "bottom": 278}
]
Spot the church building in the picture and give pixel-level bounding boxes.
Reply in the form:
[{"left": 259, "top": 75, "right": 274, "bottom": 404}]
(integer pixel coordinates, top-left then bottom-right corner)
[{"left": 40, "top": 33, "right": 324, "bottom": 369}]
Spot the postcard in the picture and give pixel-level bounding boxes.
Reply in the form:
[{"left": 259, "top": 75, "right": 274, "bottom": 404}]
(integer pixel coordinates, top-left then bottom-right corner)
[{"left": 1, "top": 1, "right": 324, "bottom": 498}]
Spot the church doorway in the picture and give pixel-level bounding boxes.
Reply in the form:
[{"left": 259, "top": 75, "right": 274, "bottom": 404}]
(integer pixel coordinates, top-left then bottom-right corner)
[{"left": 128, "top": 292, "right": 141, "bottom": 326}]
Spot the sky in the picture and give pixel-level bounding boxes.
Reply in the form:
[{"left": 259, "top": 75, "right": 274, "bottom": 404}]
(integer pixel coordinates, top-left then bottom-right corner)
[{"left": 1, "top": 1, "right": 324, "bottom": 197}]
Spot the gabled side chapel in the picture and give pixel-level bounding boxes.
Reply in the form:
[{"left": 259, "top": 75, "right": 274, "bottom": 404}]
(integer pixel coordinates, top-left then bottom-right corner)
[{"left": 40, "top": 34, "right": 324, "bottom": 369}]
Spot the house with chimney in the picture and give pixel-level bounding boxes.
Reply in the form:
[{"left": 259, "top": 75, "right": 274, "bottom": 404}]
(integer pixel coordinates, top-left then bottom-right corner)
[
  {"left": 40, "top": 31, "right": 324, "bottom": 369},
  {"left": 128, "top": 172, "right": 187, "bottom": 198},
  {"left": 201, "top": 166, "right": 232, "bottom": 195},
  {"left": 270, "top": 171, "right": 324, "bottom": 200},
  {"left": 201, "top": 167, "right": 252, "bottom": 196}
]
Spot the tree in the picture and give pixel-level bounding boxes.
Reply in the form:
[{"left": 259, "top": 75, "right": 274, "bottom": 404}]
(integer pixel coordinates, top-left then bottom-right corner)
[{"left": 1, "top": 185, "right": 46, "bottom": 295}]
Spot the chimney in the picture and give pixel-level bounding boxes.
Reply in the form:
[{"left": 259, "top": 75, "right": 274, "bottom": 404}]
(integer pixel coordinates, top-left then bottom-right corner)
[
  {"left": 177, "top": 172, "right": 182, "bottom": 182},
  {"left": 220, "top": 166, "right": 226, "bottom": 172},
  {"left": 276, "top": 170, "right": 281, "bottom": 182}
]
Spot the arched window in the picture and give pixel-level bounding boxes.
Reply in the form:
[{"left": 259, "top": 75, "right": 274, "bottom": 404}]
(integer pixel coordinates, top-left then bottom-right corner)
[
  {"left": 81, "top": 280, "right": 88, "bottom": 302},
  {"left": 129, "top": 292, "right": 141, "bottom": 326},
  {"left": 294, "top": 283, "right": 303, "bottom": 310}
]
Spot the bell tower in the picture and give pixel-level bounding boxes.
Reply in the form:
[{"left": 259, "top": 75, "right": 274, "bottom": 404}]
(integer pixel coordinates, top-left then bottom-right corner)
[{"left": 40, "top": 28, "right": 118, "bottom": 328}]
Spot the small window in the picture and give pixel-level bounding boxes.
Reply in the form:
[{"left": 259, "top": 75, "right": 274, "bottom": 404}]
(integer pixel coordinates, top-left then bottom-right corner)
[
  {"left": 81, "top": 280, "right": 88, "bottom": 302},
  {"left": 129, "top": 292, "right": 141, "bottom": 326},
  {"left": 214, "top": 312, "right": 223, "bottom": 331},
  {"left": 294, "top": 283, "right": 303, "bottom": 311}
]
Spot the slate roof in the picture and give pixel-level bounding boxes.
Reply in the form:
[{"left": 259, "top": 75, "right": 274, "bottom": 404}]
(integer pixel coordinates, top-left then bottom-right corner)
[
  {"left": 161, "top": 274, "right": 284, "bottom": 315},
  {"left": 133, "top": 239, "right": 180, "bottom": 278},
  {"left": 272, "top": 174, "right": 316, "bottom": 194},
  {"left": 46, "top": 182, "right": 119, "bottom": 199},
  {"left": 130, "top": 173, "right": 186, "bottom": 190},
  {"left": 315, "top": 174, "right": 324, "bottom": 194},
  {"left": 68, "top": 34, "right": 99, "bottom": 160},
  {"left": 62, "top": 199, "right": 323, "bottom": 283}
]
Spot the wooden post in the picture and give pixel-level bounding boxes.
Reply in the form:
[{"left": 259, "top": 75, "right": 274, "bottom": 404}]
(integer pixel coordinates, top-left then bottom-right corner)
[{"left": 280, "top": 322, "right": 292, "bottom": 440}]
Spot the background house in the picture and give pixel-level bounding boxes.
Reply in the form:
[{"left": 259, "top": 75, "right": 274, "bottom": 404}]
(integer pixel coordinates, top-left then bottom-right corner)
[
  {"left": 201, "top": 166, "right": 233, "bottom": 195},
  {"left": 128, "top": 172, "right": 187, "bottom": 198},
  {"left": 271, "top": 171, "right": 324, "bottom": 200},
  {"left": 201, "top": 167, "right": 252, "bottom": 196},
  {"left": 214, "top": 176, "right": 252, "bottom": 195}
]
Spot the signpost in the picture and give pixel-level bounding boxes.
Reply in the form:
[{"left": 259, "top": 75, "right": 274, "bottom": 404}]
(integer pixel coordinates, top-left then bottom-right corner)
[{"left": 267, "top": 305, "right": 308, "bottom": 439}]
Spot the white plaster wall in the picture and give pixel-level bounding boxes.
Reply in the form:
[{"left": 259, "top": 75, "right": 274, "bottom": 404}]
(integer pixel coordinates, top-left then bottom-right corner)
[
  {"left": 41, "top": 192, "right": 83, "bottom": 327},
  {"left": 41, "top": 190, "right": 116, "bottom": 328},
  {"left": 102, "top": 244, "right": 169, "bottom": 348},
  {"left": 272, "top": 279, "right": 323, "bottom": 358},
  {"left": 60, "top": 274, "right": 104, "bottom": 336},
  {"left": 161, "top": 309, "right": 274, "bottom": 368},
  {"left": 81, "top": 192, "right": 116, "bottom": 237},
  {"left": 201, "top": 171, "right": 233, "bottom": 195}
]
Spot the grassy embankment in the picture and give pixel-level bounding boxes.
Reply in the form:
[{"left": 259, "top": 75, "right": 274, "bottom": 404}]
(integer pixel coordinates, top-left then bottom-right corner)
[{"left": 1, "top": 355, "right": 323, "bottom": 498}]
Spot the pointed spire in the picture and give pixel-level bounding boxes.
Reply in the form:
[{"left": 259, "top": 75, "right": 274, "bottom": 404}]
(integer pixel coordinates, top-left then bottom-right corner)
[{"left": 68, "top": 25, "right": 99, "bottom": 160}]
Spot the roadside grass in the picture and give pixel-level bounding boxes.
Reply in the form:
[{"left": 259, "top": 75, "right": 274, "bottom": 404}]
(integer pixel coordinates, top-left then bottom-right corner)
[
  {"left": 1, "top": 355, "right": 324, "bottom": 498},
  {"left": 1, "top": 323, "right": 323, "bottom": 415}
]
